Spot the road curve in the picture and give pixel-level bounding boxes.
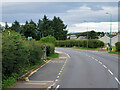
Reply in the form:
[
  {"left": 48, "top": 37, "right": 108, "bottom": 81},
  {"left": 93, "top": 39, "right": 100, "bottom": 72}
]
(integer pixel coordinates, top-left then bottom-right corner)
[{"left": 56, "top": 48, "right": 119, "bottom": 88}]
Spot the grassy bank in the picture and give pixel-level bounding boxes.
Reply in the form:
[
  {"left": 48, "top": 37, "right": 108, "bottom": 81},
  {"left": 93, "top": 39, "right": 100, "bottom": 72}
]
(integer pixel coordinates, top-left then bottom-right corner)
[
  {"left": 57, "top": 46, "right": 99, "bottom": 51},
  {"left": 2, "top": 53, "right": 59, "bottom": 89},
  {"left": 108, "top": 46, "right": 120, "bottom": 55}
]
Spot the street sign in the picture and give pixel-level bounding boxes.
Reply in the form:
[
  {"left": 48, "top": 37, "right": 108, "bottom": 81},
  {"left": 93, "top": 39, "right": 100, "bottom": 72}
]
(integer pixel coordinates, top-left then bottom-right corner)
[{"left": 28, "top": 37, "right": 32, "bottom": 40}]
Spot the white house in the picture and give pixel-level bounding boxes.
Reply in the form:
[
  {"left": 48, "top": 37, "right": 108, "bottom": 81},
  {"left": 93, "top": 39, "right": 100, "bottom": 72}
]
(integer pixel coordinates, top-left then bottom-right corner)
[
  {"left": 111, "top": 34, "right": 119, "bottom": 46},
  {"left": 99, "top": 34, "right": 110, "bottom": 45},
  {"left": 70, "top": 35, "right": 77, "bottom": 39},
  {"left": 99, "top": 34, "right": 119, "bottom": 46}
]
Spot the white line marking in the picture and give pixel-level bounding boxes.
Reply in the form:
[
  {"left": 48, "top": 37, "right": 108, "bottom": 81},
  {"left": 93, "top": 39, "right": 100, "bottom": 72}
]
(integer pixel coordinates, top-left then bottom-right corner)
[
  {"left": 98, "top": 61, "right": 102, "bottom": 64},
  {"left": 55, "top": 85, "right": 60, "bottom": 90},
  {"left": 92, "top": 57, "right": 94, "bottom": 59},
  {"left": 95, "top": 59, "right": 98, "bottom": 61},
  {"left": 115, "top": 77, "right": 120, "bottom": 85},
  {"left": 108, "top": 69, "right": 113, "bottom": 75},
  {"left": 103, "top": 65, "right": 107, "bottom": 69}
]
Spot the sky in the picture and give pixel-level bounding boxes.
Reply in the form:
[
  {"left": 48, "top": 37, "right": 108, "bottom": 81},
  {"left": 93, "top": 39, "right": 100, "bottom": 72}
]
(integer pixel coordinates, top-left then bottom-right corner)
[{"left": 1, "top": 2, "right": 119, "bottom": 33}]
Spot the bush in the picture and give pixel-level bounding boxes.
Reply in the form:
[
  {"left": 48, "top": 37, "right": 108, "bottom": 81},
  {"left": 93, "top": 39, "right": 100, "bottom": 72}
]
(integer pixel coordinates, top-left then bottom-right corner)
[
  {"left": 116, "top": 42, "right": 120, "bottom": 52},
  {"left": 40, "top": 35, "right": 56, "bottom": 44},
  {"left": 56, "top": 39, "right": 104, "bottom": 48}
]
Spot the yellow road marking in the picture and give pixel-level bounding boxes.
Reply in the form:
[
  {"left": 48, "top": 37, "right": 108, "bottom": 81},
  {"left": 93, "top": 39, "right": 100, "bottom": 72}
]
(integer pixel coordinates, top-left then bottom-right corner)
[
  {"left": 58, "top": 73, "right": 61, "bottom": 75},
  {"left": 29, "top": 81, "right": 54, "bottom": 82},
  {"left": 55, "top": 79, "right": 58, "bottom": 82},
  {"left": 24, "top": 83, "right": 46, "bottom": 85},
  {"left": 57, "top": 76, "right": 60, "bottom": 78}
]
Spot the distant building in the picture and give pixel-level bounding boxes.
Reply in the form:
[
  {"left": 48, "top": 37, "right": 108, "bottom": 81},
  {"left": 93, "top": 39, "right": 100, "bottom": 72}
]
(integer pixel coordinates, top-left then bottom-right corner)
[
  {"left": 99, "top": 34, "right": 119, "bottom": 46},
  {"left": 111, "top": 34, "right": 119, "bottom": 46},
  {"left": 70, "top": 35, "right": 77, "bottom": 39},
  {"left": 99, "top": 34, "right": 110, "bottom": 45},
  {"left": 77, "top": 36, "right": 86, "bottom": 39}
]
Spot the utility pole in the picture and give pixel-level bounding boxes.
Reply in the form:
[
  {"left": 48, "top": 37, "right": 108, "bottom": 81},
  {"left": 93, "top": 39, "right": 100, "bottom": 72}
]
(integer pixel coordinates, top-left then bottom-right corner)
[
  {"left": 84, "top": 20, "right": 88, "bottom": 48},
  {"left": 106, "top": 12, "right": 112, "bottom": 52}
]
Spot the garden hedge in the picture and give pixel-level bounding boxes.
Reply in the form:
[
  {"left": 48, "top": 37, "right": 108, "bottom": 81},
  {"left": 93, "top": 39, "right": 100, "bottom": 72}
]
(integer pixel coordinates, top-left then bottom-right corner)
[
  {"left": 2, "top": 31, "right": 55, "bottom": 81},
  {"left": 55, "top": 39, "right": 104, "bottom": 48},
  {"left": 116, "top": 42, "right": 120, "bottom": 52}
]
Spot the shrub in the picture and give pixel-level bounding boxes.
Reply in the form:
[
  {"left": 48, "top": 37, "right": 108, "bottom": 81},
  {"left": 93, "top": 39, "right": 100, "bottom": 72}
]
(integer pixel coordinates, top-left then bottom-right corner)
[
  {"left": 116, "top": 42, "right": 120, "bottom": 52},
  {"left": 56, "top": 39, "right": 104, "bottom": 48},
  {"left": 40, "top": 35, "right": 56, "bottom": 44}
]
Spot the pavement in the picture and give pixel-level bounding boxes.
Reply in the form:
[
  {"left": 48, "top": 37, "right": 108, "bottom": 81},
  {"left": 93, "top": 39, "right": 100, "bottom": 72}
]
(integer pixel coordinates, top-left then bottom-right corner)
[
  {"left": 7, "top": 48, "right": 120, "bottom": 89},
  {"left": 9, "top": 52, "right": 68, "bottom": 89}
]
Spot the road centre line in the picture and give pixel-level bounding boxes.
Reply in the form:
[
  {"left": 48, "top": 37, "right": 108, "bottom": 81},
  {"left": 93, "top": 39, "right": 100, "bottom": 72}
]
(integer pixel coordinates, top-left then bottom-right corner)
[
  {"left": 85, "top": 53, "right": 120, "bottom": 85},
  {"left": 108, "top": 69, "right": 114, "bottom": 75},
  {"left": 102, "top": 65, "right": 107, "bottom": 69},
  {"left": 55, "top": 85, "right": 60, "bottom": 90},
  {"left": 115, "top": 77, "right": 120, "bottom": 85}
]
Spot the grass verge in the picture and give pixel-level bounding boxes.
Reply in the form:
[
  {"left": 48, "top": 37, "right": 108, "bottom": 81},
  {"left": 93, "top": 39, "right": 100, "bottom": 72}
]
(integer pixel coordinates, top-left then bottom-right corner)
[
  {"left": 47, "top": 53, "right": 59, "bottom": 60},
  {"left": 109, "top": 51, "right": 120, "bottom": 55},
  {"left": 2, "top": 53, "right": 59, "bottom": 89},
  {"left": 56, "top": 46, "right": 99, "bottom": 51}
]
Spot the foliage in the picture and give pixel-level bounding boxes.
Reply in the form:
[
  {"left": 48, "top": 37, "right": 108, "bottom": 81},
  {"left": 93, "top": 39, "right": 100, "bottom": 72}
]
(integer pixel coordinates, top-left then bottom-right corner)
[
  {"left": 4, "top": 16, "right": 68, "bottom": 40},
  {"left": 40, "top": 35, "right": 56, "bottom": 44},
  {"left": 56, "top": 39, "right": 104, "bottom": 48},
  {"left": 10, "top": 20, "right": 21, "bottom": 32},
  {"left": 116, "top": 42, "right": 120, "bottom": 52},
  {"left": 2, "top": 31, "right": 55, "bottom": 86}
]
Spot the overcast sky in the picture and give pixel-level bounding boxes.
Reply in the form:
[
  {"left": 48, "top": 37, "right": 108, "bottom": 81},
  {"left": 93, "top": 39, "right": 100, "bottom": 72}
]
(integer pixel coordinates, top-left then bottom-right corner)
[{"left": 1, "top": 2, "right": 119, "bottom": 33}]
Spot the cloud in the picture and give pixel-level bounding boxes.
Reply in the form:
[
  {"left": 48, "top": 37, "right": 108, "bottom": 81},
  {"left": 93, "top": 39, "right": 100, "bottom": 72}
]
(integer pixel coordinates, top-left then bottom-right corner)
[
  {"left": 1, "top": 2, "right": 118, "bottom": 33},
  {"left": 69, "top": 22, "right": 118, "bottom": 33}
]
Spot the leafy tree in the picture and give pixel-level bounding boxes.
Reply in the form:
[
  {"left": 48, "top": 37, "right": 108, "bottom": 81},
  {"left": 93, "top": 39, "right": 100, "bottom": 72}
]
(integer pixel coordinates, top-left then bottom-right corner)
[
  {"left": 88, "top": 30, "right": 98, "bottom": 39},
  {"left": 21, "top": 24, "right": 37, "bottom": 39},
  {"left": 42, "top": 15, "right": 52, "bottom": 37},
  {"left": 11, "top": 20, "right": 21, "bottom": 32},
  {"left": 40, "top": 35, "right": 56, "bottom": 44},
  {"left": 52, "top": 16, "right": 67, "bottom": 40},
  {"left": 5, "top": 22, "right": 9, "bottom": 30}
]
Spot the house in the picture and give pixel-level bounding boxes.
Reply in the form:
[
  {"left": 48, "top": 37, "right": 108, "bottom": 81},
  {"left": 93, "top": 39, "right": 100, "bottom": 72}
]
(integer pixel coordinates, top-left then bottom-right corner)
[
  {"left": 70, "top": 35, "right": 77, "bottom": 39},
  {"left": 111, "top": 34, "right": 119, "bottom": 46},
  {"left": 77, "top": 36, "right": 86, "bottom": 39},
  {"left": 99, "top": 34, "right": 110, "bottom": 45},
  {"left": 99, "top": 34, "right": 119, "bottom": 46}
]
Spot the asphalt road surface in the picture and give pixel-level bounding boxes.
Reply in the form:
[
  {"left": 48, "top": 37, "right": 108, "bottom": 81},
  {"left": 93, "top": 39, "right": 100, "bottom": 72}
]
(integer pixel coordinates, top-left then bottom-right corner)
[
  {"left": 12, "top": 48, "right": 119, "bottom": 89},
  {"left": 55, "top": 48, "right": 119, "bottom": 88}
]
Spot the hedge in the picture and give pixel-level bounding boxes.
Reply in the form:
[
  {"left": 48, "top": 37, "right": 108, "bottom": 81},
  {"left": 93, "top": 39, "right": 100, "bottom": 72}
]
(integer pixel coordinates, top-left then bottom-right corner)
[
  {"left": 55, "top": 39, "right": 104, "bottom": 48},
  {"left": 116, "top": 42, "right": 120, "bottom": 52},
  {"left": 2, "top": 31, "right": 55, "bottom": 81}
]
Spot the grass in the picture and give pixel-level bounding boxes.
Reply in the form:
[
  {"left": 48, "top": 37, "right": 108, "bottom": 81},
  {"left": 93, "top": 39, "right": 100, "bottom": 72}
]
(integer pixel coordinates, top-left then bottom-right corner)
[
  {"left": 46, "top": 53, "right": 59, "bottom": 60},
  {"left": 57, "top": 46, "right": 99, "bottom": 51},
  {"left": 109, "top": 51, "right": 120, "bottom": 55},
  {"left": 108, "top": 46, "right": 120, "bottom": 55},
  {"left": 2, "top": 53, "right": 59, "bottom": 89}
]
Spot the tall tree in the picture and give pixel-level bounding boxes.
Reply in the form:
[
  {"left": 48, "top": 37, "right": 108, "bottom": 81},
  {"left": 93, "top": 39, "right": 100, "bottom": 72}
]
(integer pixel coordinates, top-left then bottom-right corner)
[
  {"left": 88, "top": 30, "right": 98, "bottom": 39},
  {"left": 42, "top": 15, "right": 52, "bottom": 37},
  {"left": 11, "top": 20, "right": 20, "bottom": 32},
  {"left": 52, "top": 16, "right": 67, "bottom": 40},
  {"left": 5, "top": 22, "right": 9, "bottom": 30},
  {"left": 21, "top": 24, "right": 37, "bottom": 39}
]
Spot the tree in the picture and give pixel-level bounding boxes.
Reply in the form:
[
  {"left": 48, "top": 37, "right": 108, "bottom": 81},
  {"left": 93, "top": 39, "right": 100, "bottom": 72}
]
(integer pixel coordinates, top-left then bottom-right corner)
[
  {"left": 5, "top": 22, "right": 9, "bottom": 30},
  {"left": 11, "top": 20, "right": 20, "bottom": 32},
  {"left": 21, "top": 24, "right": 37, "bottom": 39},
  {"left": 88, "top": 30, "right": 98, "bottom": 39},
  {"left": 51, "top": 16, "right": 67, "bottom": 40},
  {"left": 42, "top": 15, "right": 52, "bottom": 37}
]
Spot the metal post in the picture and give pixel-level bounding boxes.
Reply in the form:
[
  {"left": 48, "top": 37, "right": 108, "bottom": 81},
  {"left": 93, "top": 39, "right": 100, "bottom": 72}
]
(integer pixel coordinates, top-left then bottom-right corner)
[
  {"left": 110, "top": 14, "right": 112, "bottom": 52},
  {"left": 106, "top": 12, "right": 112, "bottom": 52},
  {"left": 87, "top": 27, "right": 88, "bottom": 48}
]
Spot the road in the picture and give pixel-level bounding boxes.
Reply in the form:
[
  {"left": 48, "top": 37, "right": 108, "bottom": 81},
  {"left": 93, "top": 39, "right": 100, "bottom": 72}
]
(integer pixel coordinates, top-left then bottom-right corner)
[
  {"left": 12, "top": 48, "right": 119, "bottom": 89},
  {"left": 55, "top": 48, "right": 119, "bottom": 88}
]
